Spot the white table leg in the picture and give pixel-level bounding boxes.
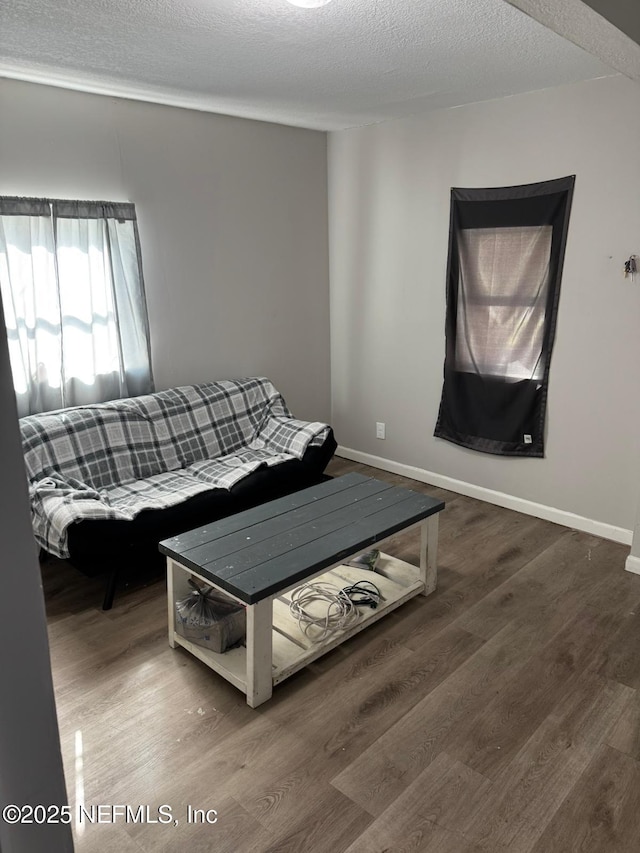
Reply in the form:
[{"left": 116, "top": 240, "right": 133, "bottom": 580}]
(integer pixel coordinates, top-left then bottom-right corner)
[
  {"left": 246, "top": 598, "right": 273, "bottom": 708},
  {"left": 167, "top": 558, "right": 176, "bottom": 648},
  {"left": 420, "top": 514, "right": 439, "bottom": 595}
]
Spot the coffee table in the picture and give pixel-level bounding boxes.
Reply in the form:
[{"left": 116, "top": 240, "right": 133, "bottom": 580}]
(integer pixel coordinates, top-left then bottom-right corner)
[{"left": 159, "top": 472, "right": 445, "bottom": 707}]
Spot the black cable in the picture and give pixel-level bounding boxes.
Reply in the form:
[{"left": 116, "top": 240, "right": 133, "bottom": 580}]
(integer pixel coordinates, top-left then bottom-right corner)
[{"left": 340, "top": 579, "right": 384, "bottom": 610}]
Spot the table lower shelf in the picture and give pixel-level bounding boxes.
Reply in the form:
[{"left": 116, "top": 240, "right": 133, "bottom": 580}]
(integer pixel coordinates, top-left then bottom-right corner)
[{"left": 169, "top": 552, "right": 426, "bottom": 702}]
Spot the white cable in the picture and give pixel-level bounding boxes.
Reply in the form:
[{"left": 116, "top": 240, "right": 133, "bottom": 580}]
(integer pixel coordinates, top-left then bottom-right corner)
[{"left": 289, "top": 581, "right": 359, "bottom": 643}]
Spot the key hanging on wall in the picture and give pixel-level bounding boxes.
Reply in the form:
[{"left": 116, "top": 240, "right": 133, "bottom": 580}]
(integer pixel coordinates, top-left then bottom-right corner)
[{"left": 624, "top": 255, "right": 637, "bottom": 281}]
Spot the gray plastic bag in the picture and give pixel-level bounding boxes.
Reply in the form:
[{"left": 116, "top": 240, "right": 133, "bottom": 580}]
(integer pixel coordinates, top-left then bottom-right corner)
[{"left": 175, "top": 579, "right": 246, "bottom": 654}]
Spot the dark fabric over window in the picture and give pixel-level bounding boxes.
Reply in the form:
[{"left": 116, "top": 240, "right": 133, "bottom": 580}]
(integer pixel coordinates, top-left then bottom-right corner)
[{"left": 434, "top": 176, "right": 575, "bottom": 457}]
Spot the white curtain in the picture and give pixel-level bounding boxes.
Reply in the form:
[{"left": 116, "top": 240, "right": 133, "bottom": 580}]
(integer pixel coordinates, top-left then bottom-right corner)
[{"left": 0, "top": 197, "right": 153, "bottom": 417}]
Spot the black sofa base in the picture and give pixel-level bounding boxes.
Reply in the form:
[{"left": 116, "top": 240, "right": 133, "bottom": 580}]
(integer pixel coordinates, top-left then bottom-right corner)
[{"left": 61, "top": 433, "right": 337, "bottom": 609}]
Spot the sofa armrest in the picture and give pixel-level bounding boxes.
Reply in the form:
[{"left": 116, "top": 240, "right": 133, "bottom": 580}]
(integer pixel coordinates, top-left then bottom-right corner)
[
  {"left": 29, "top": 475, "right": 112, "bottom": 558},
  {"left": 247, "top": 416, "right": 331, "bottom": 460}
]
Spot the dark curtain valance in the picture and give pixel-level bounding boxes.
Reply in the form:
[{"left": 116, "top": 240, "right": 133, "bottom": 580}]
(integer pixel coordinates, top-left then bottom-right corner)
[
  {"left": 434, "top": 175, "right": 575, "bottom": 457},
  {"left": 53, "top": 201, "right": 136, "bottom": 221},
  {"left": 0, "top": 197, "right": 51, "bottom": 216},
  {"left": 0, "top": 196, "right": 135, "bottom": 221}
]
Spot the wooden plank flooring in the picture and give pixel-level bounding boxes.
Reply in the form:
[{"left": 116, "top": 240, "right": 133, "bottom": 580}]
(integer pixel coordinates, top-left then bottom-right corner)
[{"left": 41, "top": 456, "right": 640, "bottom": 852}]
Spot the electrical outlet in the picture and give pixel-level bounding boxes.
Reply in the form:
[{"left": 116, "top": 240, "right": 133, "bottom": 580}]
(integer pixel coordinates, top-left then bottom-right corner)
[{"left": 376, "top": 422, "right": 386, "bottom": 439}]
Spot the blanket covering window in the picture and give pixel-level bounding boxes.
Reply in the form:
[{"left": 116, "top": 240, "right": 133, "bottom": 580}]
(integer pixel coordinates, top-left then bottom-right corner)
[{"left": 434, "top": 176, "right": 575, "bottom": 457}]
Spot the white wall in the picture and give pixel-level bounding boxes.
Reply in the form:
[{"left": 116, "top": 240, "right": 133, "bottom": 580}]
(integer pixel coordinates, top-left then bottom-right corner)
[
  {"left": 0, "top": 79, "right": 331, "bottom": 422},
  {"left": 329, "top": 74, "right": 640, "bottom": 535}
]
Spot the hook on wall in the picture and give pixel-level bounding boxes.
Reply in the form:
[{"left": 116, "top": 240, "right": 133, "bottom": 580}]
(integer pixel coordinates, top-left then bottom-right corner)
[{"left": 624, "top": 255, "right": 637, "bottom": 281}]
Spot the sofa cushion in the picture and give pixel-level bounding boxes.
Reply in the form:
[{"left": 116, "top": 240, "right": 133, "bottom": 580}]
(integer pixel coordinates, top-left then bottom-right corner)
[
  {"left": 150, "top": 379, "right": 293, "bottom": 468},
  {"left": 65, "top": 449, "right": 336, "bottom": 573},
  {"left": 186, "top": 448, "right": 292, "bottom": 486},
  {"left": 20, "top": 403, "right": 167, "bottom": 490}
]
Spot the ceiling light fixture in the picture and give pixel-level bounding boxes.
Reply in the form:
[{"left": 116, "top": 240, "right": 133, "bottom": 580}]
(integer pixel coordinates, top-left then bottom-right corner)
[{"left": 285, "top": 0, "right": 331, "bottom": 8}]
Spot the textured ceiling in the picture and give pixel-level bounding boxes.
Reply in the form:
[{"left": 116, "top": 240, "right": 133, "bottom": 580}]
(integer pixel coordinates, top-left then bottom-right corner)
[
  {"left": 506, "top": 0, "right": 640, "bottom": 82},
  {"left": 0, "top": 0, "right": 616, "bottom": 130}
]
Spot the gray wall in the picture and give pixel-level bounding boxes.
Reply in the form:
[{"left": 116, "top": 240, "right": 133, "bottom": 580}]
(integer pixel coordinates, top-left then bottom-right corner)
[
  {"left": 329, "top": 74, "right": 640, "bottom": 533},
  {"left": 0, "top": 298, "right": 72, "bottom": 851},
  {"left": 579, "top": 0, "right": 640, "bottom": 45},
  {"left": 0, "top": 78, "right": 331, "bottom": 422}
]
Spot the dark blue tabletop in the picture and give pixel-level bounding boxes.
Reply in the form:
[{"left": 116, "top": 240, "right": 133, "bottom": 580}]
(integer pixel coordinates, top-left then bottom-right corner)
[{"left": 159, "top": 472, "right": 444, "bottom": 604}]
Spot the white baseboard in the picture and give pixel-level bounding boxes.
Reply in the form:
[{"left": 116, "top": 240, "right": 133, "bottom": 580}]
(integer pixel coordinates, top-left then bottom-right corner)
[
  {"left": 336, "top": 445, "right": 633, "bottom": 547},
  {"left": 625, "top": 555, "right": 640, "bottom": 575}
]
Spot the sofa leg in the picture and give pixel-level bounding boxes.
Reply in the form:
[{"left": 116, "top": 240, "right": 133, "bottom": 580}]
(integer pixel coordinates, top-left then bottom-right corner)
[{"left": 102, "top": 569, "right": 119, "bottom": 610}]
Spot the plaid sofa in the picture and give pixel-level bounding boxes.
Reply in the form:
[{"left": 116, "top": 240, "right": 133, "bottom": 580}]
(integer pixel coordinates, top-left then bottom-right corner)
[{"left": 21, "top": 378, "right": 335, "bottom": 575}]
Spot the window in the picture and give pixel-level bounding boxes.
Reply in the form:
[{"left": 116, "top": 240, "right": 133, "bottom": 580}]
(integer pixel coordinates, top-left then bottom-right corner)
[
  {"left": 0, "top": 197, "right": 153, "bottom": 418},
  {"left": 455, "top": 225, "right": 552, "bottom": 381},
  {"left": 434, "top": 176, "right": 575, "bottom": 457}
]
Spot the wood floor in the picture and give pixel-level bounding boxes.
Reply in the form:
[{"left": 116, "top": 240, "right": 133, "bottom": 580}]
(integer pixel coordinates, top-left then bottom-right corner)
[{"left": 42, "top": 456, "right": 640, "bottom": 853}]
